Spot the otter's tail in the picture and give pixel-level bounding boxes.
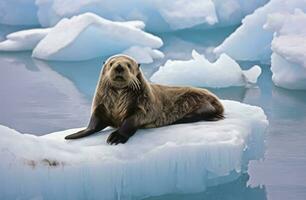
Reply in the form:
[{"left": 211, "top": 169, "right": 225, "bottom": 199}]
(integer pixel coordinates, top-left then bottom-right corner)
[{"left": 201, "top": 111, "right": 224, "bottom": 121}]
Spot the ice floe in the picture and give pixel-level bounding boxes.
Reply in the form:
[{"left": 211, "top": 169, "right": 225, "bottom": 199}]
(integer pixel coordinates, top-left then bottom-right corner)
[
  {"left": 0, "top": 100, "right": 268, "bottom": 200},
  {"left": 214, "top": 0, "right": 306, "bottom": 62},
  {"left": 150, "top": 50, "right": 261, "bottom": 88},
  {"left": 0, "top": 13, "right": 164, "bottom": 62}
]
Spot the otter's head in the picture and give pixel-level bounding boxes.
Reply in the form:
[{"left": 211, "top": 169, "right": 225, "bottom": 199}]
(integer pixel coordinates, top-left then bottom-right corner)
[{"left": 102, "top": 55, "right": 142, "bottom": 90}]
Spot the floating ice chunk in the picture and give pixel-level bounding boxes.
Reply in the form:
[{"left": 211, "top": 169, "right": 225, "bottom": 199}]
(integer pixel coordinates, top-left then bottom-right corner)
[
  {"left": 34, "top": 0, "right": 268, "bottom": 31},
  {"left": 0, "top": 0, "right": 39, "bottom": 25},
  {"left": 0, "top": 100, "right": 268, "bottom": 200},
  {"left": 0, "top": 28, "right": 50, "bottom": 51},
  {"left": 266, "top": 9, "right": 306, "bottom": 90},
  {"left": 150, "top": 50, "right": 261, "bottom": 88},
  {"left": 242, "top": 65, "right": 262, "bottom": 84},
  {"left": 214, "top": 0, "right": 306, "bottom": 62},
  {"left": 123, "top": 46, "right": 164, "bottom": 64},
  {"left": 32, "top": 13, "right": 163, "bottom": 61}
]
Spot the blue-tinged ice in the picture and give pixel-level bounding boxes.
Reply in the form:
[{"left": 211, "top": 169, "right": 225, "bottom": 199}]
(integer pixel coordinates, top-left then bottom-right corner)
[{"left": 0, "top": 100, "right": 268, "bottom": 200}]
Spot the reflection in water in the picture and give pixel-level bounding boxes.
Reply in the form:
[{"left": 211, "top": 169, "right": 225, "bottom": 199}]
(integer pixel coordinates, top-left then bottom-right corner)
[
  {"left": 0, "top": 52, "right": 90, "bottom": 135},
  {"left": 145, "top": 174, "right": 267, "bottom": 200}
]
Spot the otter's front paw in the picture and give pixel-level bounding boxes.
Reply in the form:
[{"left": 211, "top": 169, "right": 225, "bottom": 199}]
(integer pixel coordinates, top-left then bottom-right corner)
[{"left": 107, "top": 130, "right": 129, "bottom": 145}]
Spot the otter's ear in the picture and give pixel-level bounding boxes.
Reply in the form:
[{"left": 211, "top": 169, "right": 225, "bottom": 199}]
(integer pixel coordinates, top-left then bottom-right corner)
[
  {"left": 103, "top": 61, "right": 106, "bottom": 65},
  {"left": 138, "top": 64, "right": 141, "bottom": 68}
]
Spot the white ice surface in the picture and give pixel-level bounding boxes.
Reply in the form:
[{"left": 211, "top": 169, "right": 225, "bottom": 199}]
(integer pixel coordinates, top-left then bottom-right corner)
[
  {"left": 0, "top": 28, "right": 51, "bottom": 51},
  {"left": 215, "top": 0, "right": 306, "bottom": 62},
  {"left": 150, "top": 50, "right": 261, "bottom": 88},
  {"left": 0, "top": 100, "right": 268, "bottom": 200},
  {"left": 267, "top": 10, "right": 306, "bottom": 89},
  {"left": 33, "top": 0, "right": 268, "bottom": 31}
]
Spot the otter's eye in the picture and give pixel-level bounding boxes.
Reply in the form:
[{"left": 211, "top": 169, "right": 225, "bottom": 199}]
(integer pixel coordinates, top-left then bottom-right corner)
[
  {"left": 109, "top": 61, "right": 114, "bottom": 67},
  {"left": 127, "top": 63, "right": 131, "bottom": 69}
]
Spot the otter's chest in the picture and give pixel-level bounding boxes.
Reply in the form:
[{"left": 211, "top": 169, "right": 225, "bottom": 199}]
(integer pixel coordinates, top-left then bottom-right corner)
[{"left": 104, "top": 91, "right": 130, "bottom": 125}]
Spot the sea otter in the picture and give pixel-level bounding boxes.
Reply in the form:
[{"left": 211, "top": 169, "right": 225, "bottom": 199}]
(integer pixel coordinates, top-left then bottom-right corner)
[{"left": 65, "top": 55, "right": 224, "bottom": 144}]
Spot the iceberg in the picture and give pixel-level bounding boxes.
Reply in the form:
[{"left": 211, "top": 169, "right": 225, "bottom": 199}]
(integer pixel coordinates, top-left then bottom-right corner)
[
  {"left": 32, "top": 13, "right": 163, "bottom": 61},
  {"left": 0, "top": 100, "right": 268, "bottom": 200},
  {"left": 214, "top": 0, "right": 306, "bottom": 62},
  {"left": 267, "top": 10, "right": 306, "bottom": 90},
  {"left": 34, "top": 0, "right": 268, "bottom": 31},
  {"left": 150, "top": 50, "right": 261, "bottom": 88}
]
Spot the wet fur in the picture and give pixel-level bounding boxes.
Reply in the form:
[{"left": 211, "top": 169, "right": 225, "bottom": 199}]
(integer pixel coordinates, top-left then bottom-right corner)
[{"left": 65, "top": 55, "right": 224, "bottom": 144}]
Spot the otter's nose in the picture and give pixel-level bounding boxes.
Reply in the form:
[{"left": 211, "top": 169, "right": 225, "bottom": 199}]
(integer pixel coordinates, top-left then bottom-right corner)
[{"left": 115, "top": 64, "right": 124, "bottom": 73}]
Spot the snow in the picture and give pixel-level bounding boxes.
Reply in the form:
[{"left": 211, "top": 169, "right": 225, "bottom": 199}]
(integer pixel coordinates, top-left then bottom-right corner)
[
  {"left": 33, "top": 0, "right": 268, "bottom": 31},
  {"left": 214, "top": 0, "right": 306, "bottom": 62},
  {"left": 0, "top": 100, "right": 268, "bottom": 200},
  {"left": 150, "top": 50, "right": 261, "bottom": 88},
  {"left": 0, "top": 28, "right": 50, "bottom": 51},
  {"left": 267, "top": 9, "right": 306, "bottom": 90},
  {"left": 0, "top": 0, "right": 39, "bottom": 25}
]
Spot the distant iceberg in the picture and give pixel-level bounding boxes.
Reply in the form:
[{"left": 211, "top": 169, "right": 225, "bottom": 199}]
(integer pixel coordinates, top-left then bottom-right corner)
[
  {"left": 268, "top": 9, "right": 306, "bottom": 90},
  {"left": 0, "top": 13, "right": 164, "bottom": 63},
  {"left": 0, "top": 100, "right": 268, "bottom": 200},
  {"left": 0, "top": 0, "right": 268, "bottom": 31},
  {"left": 150, "top": 50, "right": 261, "bottom": 88},
  {"left": 214, "top": 0, "right": 306, "bottom": 62}
]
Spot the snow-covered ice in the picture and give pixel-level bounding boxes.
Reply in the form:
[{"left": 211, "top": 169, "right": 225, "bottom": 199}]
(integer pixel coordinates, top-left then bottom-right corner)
[
  {"left": 150, "top": 50, "right": 261, "bottom": 88},
  {"left": 214, "top": 0, "right": 306, "bottom": 62},
  {"left": 0, "top": 28, "right": 50, "bottom": 51},
  {"left": 0, "top": 100, "right": 268, "bottom": 200},
  {"left": 33, "top": 0, "right": 267, "bottom": 31},
  {"left": 268, "top": 9, "right": 306, "bottom": 90}
]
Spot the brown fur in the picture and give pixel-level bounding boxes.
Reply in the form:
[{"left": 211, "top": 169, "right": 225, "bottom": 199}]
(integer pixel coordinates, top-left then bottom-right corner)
[{"left": 65, "top": 55, "right": 224, "bottom": 144}]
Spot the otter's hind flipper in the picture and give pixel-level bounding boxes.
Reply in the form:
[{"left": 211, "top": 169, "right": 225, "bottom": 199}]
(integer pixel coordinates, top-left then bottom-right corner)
[{"left": 65, "top": 129, "right": 97, "bottom": 139}]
